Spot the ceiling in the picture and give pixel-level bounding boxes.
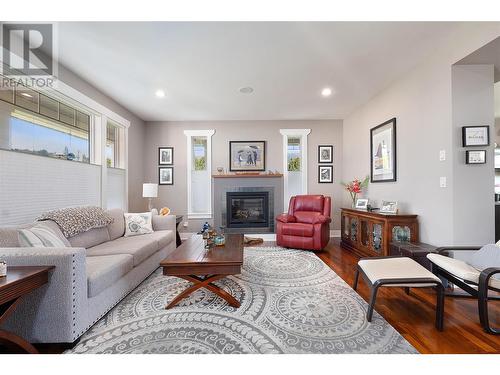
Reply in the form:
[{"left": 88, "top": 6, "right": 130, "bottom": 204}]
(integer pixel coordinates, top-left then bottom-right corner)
[
  {"left": 55, "top": 22, "right": 462, "bottom": 121},
  {"left": 456, "top": 36, "right": 500, "bottom": 83}
]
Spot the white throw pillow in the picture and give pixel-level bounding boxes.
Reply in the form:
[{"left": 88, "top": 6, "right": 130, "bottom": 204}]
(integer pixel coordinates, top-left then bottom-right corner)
[
  {"left": 18, "top": 223, "right": 68, "bottom": 247},
  {"left": 124, "top": 212, "right": 153, "bottom": 237}
]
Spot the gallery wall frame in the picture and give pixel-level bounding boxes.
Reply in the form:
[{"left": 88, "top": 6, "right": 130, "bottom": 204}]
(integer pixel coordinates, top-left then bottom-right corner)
[{"left": 370, "top": 118, "right": 397, "bottom": 183}]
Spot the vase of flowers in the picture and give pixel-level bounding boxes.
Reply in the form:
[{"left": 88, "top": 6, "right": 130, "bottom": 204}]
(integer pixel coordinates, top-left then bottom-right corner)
[{"left": 341, "top": 176, "right": 369, "bottom": 208}]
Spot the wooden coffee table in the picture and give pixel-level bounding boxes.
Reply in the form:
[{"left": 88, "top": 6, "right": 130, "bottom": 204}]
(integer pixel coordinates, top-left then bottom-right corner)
[
  {"left": 0, "top": 266, "right": 54, "bottom": 354},
  {"left": 160, "top": 233, "right": 244, "bottom": 309}
]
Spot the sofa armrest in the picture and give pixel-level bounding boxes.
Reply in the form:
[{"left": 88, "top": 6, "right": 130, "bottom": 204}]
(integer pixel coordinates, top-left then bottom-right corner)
[
  {"left": 152, "top": 214, "right": 176, "bottom": 232},
  {"left": 312, "top": 215, "right": 331, "bottom": 224},
  {"left": 276, "top": 214, "right": 296, "bottom": 223},
  {"left": 0, "top": 247, "right": 87, "bottom": 343}
]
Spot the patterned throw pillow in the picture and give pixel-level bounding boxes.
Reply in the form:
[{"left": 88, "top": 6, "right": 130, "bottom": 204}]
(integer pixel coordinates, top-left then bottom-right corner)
[
  {"left": 18, "top": 223, "right": 68, "bottom": 248},
  {"left": 124, "top": 212, "right": 153, "bottom": 237}
]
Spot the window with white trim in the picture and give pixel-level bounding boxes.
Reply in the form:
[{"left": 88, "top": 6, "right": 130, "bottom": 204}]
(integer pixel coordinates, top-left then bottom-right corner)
[
  {"left": 184, "top": 129, "right": 215, "bottom": 218},
  {"left": 280, "top": 129, "right": 311, "bottom": 208}
]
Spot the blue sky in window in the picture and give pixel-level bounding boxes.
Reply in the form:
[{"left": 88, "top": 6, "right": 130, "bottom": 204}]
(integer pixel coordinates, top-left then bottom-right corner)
[{"left": 10, "top": 117, "right": 89, "bottom": 160}]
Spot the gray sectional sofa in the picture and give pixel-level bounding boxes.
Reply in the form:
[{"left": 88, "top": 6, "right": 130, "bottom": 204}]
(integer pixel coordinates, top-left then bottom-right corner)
[{"left": 0, "top": 209, "right": 177, "bottom": 344}]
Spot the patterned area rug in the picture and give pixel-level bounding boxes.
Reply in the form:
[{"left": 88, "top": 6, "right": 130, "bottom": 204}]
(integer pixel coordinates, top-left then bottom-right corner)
[{"left": 66, "top": 247, "right": 417, "bottom": 354}]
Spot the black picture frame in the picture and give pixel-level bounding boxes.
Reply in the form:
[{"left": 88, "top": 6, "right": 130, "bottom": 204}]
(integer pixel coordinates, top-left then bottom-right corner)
[
  {"left": 465, "top": 150, "right": 486, "bottom": 164},
  {"left": 229, "top": 141, "right": 266, "bottom": 172},
  {"left": 462, "top": 126, "right": 490, "bottom": 147},
  {"left": 370, "top": 118, "right": 397, "bottom": 183},
  {"left": 318, "top": 145, "right": 333, "bottom": 163},
  {"left": 318, "top": 165, "right": 333, "bottom": 183},
  {"left": 159, "top": 167, "right": 174, "bottom": 185},
  {"left": 158, "top": 147, "right": 174, "bottom": 165}
]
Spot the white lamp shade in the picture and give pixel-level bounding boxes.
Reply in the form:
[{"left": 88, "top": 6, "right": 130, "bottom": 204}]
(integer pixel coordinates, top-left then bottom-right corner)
[{"left": 142, "top": 183, "right": 158, "bottom": 198}]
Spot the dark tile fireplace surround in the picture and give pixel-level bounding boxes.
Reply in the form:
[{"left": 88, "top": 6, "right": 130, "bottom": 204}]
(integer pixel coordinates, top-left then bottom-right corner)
[{"left": 213, "top": 176, "right": 284, "bottom": 234}]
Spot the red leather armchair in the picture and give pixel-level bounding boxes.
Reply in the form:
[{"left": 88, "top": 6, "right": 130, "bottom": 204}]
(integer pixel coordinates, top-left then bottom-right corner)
[{"left": 276, "top": 195, "right": 332, "bottom": 251}]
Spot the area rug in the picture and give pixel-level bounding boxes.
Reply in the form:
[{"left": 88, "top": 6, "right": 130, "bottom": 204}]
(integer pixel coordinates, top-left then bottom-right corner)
[{"left": 66, "top": 247, "right": 417, "bottom": 354}]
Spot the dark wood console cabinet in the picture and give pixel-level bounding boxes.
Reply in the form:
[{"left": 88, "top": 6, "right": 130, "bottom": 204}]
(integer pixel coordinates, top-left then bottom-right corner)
[{"left": 340, "top": 208, "right": 419, "bottom": 257}]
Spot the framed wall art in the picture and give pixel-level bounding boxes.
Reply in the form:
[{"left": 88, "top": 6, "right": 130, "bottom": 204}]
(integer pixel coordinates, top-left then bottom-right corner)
[
  {"left": 318, "top": 145, "right": 333, "bottom": 163},
  {"left": 318, "top": 165, "right": 333, "bottom": 183},
  {"left": 370, "top": 118, "right": 396, "bottom": 183},
  {"left": 229, "top": 141, "right": 266, "bottom": 171},
  {"left": 462, "top": 126, "right": 489, "bottom": 147},
  {"left": 466, "top": 150, "right": 486, "bottom": 164},
  {"left": 159, "top": 167, "right": 174, "bottom": 185},
  {"left": 159, "top": 147, "right": 174, "bottom": 165}
]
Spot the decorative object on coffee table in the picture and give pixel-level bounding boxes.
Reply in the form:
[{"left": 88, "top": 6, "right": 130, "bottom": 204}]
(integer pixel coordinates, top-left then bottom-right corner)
[
  {"left": 0, "top": 261, "right": 6, "bottom": 277},
  {"left": 0, "top": 266, "right": 54, "bottom": 353},
  {"left": 371, "top": 118, "right": 396, "bottom": 182},
  {"left": 341, "top": 176, "right": 369, "bottom": 207},
  {"left": 318, "top": 145, "right": 333, "bottom": 163},
  {"left": 160, "top": 233, "right": 244, "bottom": 309},
  {"left": 142, "top": 183, "right": 158, "bottom": 211},
  {"left": 229, "top": 141, "right": 266, "bottom": 172},
  {"left": 462, "top": 126, "right": 489, "bottom": 147},
  {"left": 243, "top": 236, "right": 264, "bottom": 245},
  {"left": 159, "top": 147, "right": 173, "bottom": 165}
]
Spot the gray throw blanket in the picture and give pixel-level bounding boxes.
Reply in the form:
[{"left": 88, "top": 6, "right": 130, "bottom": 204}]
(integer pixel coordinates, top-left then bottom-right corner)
[{"left": 37, "top": 206, "right": 114, "bottom": 238}]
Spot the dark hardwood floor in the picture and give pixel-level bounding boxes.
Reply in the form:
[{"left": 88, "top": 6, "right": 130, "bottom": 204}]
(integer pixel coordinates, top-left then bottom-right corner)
[
  {"left": 5, "top": 238, "right": 500, "bottom": 354},
  {"left": 315, "top": 238, "right": 500, "bottom": 354}
]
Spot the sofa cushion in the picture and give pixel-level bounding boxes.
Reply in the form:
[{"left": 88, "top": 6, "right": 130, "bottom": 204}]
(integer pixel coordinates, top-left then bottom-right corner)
[
  {"left": 18, "top": 222, "right": 69, "bottom": 248},
  {"left": 148, "top": 230, "right": 175, "bottom": 249},
  {"left": 86, "top": 254, "right": 133, "bottom": 297},
  {"left": 281, "top": 223, "right": 314, "bottom": 237},
  {"left": 107, "top": 208, "right": 125, "bottom": 240},
  {"left": 86, "top": 233, "right": 159, "bottom": 266},
  {"left": 294, "top": 211, "right": 322, "bottom": 224},
  {"left": 69, "top": 227, "right": 110, "bottom": 249}
]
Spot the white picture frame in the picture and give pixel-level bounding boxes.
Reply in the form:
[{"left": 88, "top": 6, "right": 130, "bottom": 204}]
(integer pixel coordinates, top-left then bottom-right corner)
[
  {"left": 355, "top": 198, "right": 369, "bottom": 210},
  {"left": 380, "top": 200, "right": 398, "bottom": 214}
]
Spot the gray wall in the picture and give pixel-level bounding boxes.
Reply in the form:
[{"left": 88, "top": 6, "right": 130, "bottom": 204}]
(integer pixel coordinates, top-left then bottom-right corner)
[
  {"left": 343, "top": 23, "right": 500, "bottom": 245},
  {"left": 452, "top": 64, "right": 495, "bottom": 244},
  {"left": 142, "top": 120, "right": 343, "bottom": 233},
  {"left": 58, "top": 65, "right": 146, "bottom": 212}
]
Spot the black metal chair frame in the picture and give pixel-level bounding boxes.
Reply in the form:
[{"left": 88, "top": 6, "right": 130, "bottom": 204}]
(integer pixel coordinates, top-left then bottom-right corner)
[
  {"left": 430, "top": 247, "right": 500, "bottom": 335},
  {"left": 353, "top": 256, "right": 445, "bottom": 331}
]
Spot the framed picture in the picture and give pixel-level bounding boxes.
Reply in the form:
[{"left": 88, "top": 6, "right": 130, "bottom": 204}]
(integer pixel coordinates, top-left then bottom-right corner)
[
  {"left": 229, "top": 141, "right": 266, "bottom": 171},
  {"left": 159, "top": 167, "right": 174, "bottom": 185},
  {"left": 380, "top": 200, "right": 398, "bottom": 214},
  {"left": 462, "top": 126, "right": 489, "bottom": 147},
  {"left": 466, "top": 150, "right": 486, "bottom": 164},
  {"left": 370, "top": 118, "right": 396, "bottom": 183},
  {"left": 318, "top": 165, "right": 333, "bottom": 183},
  {"left": 159, "top": 147, "right": 173, "bottom": 165},
  {"left": 318, "top": 145, "right": 333, "bottom": 163},
  {"left": 355, "top": 198, "right": 369, "bottom": 210}
]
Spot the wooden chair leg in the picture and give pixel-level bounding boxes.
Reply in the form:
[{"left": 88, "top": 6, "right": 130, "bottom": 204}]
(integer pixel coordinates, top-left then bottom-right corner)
[
  {"left": 404, "top": 287, "right": 410, "bottom": 295},
  {"left": 353, "top": 269, "right": 359, "bottom": 291},
  {"left": 366, "top": 286, "right": 379, "bottom": 322}
]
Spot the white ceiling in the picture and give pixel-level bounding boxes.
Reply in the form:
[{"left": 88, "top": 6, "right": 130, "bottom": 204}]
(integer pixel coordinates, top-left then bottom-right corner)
[{"left": 56, "top": 22, "right": 462, "bottom": 121}]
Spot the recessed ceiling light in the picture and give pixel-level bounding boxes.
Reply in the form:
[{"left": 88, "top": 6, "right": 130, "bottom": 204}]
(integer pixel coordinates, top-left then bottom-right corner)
[
  {"left": 239, "top": 87, "right": 254, "bottom": 94},
  {"left": 155, "top": 89, "right": 165, "bottom": 98},
  {"left": 321, "top": 87, "right": 332, "bottom": 97},
  {"left": 20, "top": 92, "right": 33, "bottom": 98}
]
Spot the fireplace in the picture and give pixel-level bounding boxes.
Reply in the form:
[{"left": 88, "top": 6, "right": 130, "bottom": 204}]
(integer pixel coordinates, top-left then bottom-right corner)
[{"left": 226, "top": 192, "right": 270, "bottom": 229}]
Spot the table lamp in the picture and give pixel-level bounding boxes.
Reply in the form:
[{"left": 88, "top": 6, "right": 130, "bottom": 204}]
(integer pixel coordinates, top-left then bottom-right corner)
[{"left": 142, "top": 183, "right": 158, "bottom": 211}]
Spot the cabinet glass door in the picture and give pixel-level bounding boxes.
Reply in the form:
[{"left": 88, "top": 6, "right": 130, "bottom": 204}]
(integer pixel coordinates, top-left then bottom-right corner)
[
  {"left": 372, "top": 223, "right": 383, "bottom": 254},
  {"left": 360, "top": 220, "right": 370, "bottom": 248},
  {"left": 350, "top": 217, "right": 358, "bottom": 242},
  {"left": 342, "top": 215, "right": 350, "bottom": 240}
]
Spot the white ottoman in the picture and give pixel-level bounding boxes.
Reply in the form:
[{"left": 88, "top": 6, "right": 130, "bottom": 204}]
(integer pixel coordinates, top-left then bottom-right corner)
[{"left": 353, "top": 256, "right": 445, "bottom": 331}]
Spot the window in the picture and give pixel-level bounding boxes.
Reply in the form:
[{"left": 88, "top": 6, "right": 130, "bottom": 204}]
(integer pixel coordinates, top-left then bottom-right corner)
[
  {"left": 0, "top": 78, "right": 91, "bottom": 163},
  {"left": 287, "top": 137, "right": 301, "bottom": 171},
  {"left": 280, "top": 129, "right": 310, "bottom": 208},
  {"left": 184, "top": 130, "right": 215, "bottom": 218},
  {"left": 106, "top": 120, "right": 119, "bottom": 168}
]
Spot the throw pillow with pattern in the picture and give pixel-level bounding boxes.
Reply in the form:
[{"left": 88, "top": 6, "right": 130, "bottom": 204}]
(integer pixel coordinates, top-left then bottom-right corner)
[{"left": 124, "top": 212, "right": 153, "bottom": 237}]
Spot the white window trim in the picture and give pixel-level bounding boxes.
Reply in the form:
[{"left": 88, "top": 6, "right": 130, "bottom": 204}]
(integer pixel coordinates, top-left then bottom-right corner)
[
  {"left": 280, "top": 129, "right": 311, "bottom": 210},
  {"left": 184, "top": 129, "right": 215, "bottom": 219}
]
